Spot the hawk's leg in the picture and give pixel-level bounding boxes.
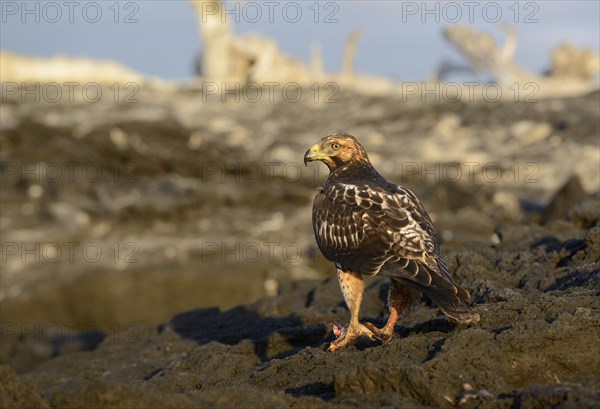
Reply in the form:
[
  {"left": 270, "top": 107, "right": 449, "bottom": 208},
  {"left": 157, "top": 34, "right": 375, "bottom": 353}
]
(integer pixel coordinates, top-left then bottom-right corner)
[
  {"left": 329, "top": 269, "right": 377, "bottom": 352},
  {"left": 364, "top": 279, "right": 420, "bottom": 341}
]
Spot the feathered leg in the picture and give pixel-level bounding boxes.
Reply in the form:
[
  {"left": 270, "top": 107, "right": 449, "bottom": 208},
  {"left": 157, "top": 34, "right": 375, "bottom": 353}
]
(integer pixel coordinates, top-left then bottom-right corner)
[
  {"left": 364, "top": 279, "right": 420, "bottom": 341},
  {"left": 329, "top": 269, "right": 377, "bottom": 352}
]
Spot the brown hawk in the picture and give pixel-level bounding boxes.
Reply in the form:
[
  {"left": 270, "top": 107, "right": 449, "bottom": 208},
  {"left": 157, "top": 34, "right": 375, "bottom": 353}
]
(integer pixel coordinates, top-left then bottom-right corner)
[{"left": 304, "top": 133, "right": 479, "bottom": 352}]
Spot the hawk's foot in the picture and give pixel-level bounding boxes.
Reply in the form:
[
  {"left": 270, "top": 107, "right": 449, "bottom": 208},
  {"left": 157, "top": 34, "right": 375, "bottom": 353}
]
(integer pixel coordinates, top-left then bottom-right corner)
[
  {"left": 328, "top": 320, "right": 377, "bottom": 352},
  {"left": 363, "top": 321, "right": 395, "bottom": 342}
]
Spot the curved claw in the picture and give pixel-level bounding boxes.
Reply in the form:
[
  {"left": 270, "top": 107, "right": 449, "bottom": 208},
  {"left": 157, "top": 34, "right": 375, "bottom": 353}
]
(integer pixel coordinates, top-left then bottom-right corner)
[
  {"left": 332, "top": 320, "right": 346, "bottom": 338},
  {"left": 363, "top": 321, "right": 395, "bottom": 342},
  {"left": 328, "top": 322, "right": 378, "bottom": 352}
]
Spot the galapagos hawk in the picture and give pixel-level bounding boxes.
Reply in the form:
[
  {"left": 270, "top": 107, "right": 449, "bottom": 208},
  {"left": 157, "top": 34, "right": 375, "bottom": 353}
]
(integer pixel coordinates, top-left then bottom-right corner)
[{"left": 304, "top": 133, "right": 479, "bottom": 352}]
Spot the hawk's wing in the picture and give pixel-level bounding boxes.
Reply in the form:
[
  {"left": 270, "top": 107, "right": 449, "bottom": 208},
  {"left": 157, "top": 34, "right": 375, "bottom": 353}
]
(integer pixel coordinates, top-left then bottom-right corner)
[
  {"left": 313, "top": 182, "right": 476, "bottom": 322},
  {"left": 313, "top": 182, "right": 440, "bottom": 274}
]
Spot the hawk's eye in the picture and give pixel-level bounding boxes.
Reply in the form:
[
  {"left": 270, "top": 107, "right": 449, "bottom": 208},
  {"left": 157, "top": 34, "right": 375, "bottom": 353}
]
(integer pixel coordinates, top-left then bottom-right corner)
[{"left": 332, "top": 143, "right": 341, "bottom": 150}]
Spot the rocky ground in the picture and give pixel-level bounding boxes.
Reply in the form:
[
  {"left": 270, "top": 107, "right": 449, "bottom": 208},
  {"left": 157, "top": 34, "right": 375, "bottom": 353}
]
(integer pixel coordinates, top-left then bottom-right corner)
[{"left": 1, "top": 83, "right": 599, "bottom": 408}]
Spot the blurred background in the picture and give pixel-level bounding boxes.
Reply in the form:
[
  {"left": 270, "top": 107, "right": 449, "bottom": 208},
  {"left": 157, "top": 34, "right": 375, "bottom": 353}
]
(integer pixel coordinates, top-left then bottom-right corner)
[
  {"left": 2, "top": 1, "right": 599, "bottom": 80},
  {"left": 1, "top": 1, "right": 599, "bottom": 372}
]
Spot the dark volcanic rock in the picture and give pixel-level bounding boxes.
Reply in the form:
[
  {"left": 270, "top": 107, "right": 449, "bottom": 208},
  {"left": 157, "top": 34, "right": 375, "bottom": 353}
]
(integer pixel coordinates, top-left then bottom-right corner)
[
  {"left": 540, "top": 175, "right": 587, "bottom": 224},
  {"left": 11, "top": 220, "right": 600, "bottom": 408},
  {"left": 0, "top": 365, "right": 49, "bottom": 408},
  {"left": 1, "top": 85, "right": 600, "bottom": 408}
]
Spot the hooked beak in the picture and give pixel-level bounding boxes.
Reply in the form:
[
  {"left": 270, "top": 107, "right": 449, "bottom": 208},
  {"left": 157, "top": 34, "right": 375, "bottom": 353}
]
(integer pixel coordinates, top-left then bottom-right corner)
[{"left": 304, "top": 143, "right": 322, "bottom": 166}]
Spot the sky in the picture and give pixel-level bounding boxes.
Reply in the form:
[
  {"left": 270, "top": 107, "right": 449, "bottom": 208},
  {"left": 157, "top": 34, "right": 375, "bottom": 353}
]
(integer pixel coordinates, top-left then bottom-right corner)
[{"left": 1, "top": 1, "right": 599, "bottom": 81}]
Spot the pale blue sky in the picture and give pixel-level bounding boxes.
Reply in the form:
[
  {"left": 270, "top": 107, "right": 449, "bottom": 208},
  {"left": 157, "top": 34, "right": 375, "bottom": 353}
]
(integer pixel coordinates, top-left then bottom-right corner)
[{"left": 1, "top": 1, "right": 598, "bottom": 81}]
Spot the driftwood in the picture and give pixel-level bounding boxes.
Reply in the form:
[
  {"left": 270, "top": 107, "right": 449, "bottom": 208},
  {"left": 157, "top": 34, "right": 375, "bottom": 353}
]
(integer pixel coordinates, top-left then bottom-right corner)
[
  {"left": 189, "top": 0, "right": 319, "bottom": 85},
  {"left": 190, "top": 2, "right": 598, "bottom": 99},
  {"left": 443, "top": 25, "right": 599, "bottom": 98},
  {"left": 550, "top": 42, "right": 600, "bottom": 80},
  {"left": 342, "top": 29, "right": 363, "bottom": 80},
  {"left": 189, "top": 1, "right": 370, "bottom": 87},
  {"left": 0, "top": 51, "right": 149, "bottom": 84}
]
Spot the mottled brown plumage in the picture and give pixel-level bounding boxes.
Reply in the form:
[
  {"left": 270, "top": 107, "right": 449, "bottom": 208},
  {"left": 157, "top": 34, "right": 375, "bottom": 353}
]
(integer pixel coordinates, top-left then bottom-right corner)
[{"left": 304, "top": 133, "right": 479, "bottom": 351}]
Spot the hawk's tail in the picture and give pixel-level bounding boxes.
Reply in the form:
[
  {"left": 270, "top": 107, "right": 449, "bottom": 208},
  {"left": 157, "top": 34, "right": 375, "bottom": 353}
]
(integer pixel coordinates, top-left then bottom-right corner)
[
  {"left": 384, "top": 259, "right": 480, "bottom": 324},
  {"left": 400, "top": 277, "right": 480, "bottom": 324},
  {"left": 426, "top": 284, "right": 480, "bottom": 324}
]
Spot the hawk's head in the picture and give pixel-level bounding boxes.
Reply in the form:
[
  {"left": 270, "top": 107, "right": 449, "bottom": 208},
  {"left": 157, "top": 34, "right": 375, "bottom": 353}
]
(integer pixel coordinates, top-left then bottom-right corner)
[{"left": 304, "top": 133, "right": 370, "bottom": 171}]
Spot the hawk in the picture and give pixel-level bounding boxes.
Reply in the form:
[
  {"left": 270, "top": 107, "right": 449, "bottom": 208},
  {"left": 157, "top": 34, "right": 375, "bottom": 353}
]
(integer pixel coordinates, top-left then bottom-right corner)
[{"left": 304, "top": 133, "right": 479, "bottom": 352}]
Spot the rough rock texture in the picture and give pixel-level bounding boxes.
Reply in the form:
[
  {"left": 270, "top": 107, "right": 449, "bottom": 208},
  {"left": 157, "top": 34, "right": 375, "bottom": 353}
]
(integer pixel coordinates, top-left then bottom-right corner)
[
  {"left": 8, "top": 223, "right": 600, "bottom": 408},
  {"left": 1, "top": 84, "right": 599, "bottom": 407}
]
